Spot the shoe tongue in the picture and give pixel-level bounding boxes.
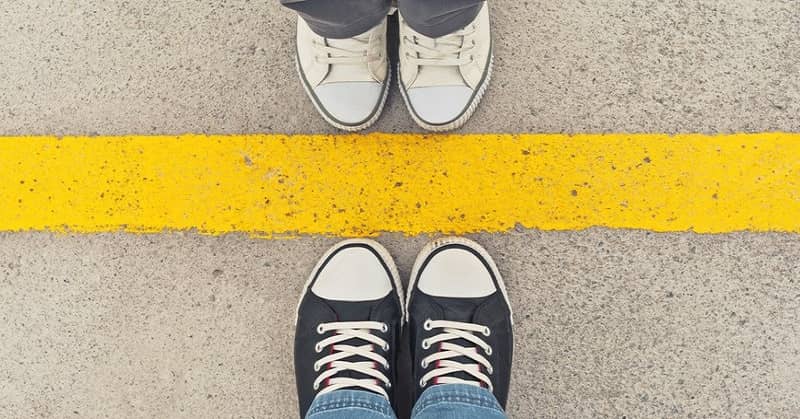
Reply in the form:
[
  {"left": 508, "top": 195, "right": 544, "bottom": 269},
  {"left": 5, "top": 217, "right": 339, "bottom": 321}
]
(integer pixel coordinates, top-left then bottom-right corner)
[
  {"left": 326, "top": 299, "right": 377, "bottom": 322},
  {"left": 321, "top": 299, "right": 386, "bottom": 391},
  {"left": 326, "top": 36, "right": 367, "bottom": 51},
  {"left": 410, "top": 35, "right": 466, "bottom": 89},
  {"left": 323, "top": 37, "right": 374, "bottom": 83},
  {"left": 430, "top": 296, "right": 482, "bottom": 323},
  {"left": 325, "top": 65, "right": 373, "bottom": 83},
  {"left": 428, "top": 296, "right": 490, "bottom": 387},
  {"left": 412, "top": 66, "right": 464, "bottom": 89}
]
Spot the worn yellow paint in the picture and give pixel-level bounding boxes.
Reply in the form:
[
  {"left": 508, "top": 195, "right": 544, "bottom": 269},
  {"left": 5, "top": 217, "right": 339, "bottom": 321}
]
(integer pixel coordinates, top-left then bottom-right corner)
[{"left": 0, "top": 133, "right": 798, "bottom": 236}]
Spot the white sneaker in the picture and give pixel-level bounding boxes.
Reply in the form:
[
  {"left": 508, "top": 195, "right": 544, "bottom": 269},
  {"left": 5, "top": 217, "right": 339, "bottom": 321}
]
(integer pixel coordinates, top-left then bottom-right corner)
[
  {"left": 296, "top": 18, "right": 390, "bottom": 131},
  {"left": 398, "top": 4, "right": 493, "bottom": 131}
]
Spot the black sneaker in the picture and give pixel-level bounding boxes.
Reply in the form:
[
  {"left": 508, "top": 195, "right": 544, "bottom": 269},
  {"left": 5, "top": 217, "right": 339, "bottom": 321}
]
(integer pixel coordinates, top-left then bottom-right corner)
[
  {"left": 294, "top": 239, "right": 404, "bottom": 418},
  {"left": 407, "top": 237, "right": 514, "bottom": 407}
]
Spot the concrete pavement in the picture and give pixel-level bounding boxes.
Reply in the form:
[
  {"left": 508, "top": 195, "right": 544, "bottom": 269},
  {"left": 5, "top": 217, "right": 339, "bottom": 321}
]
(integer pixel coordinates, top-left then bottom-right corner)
[
  {"left": 1, "top": 0, "right": 798, "bottom": 135},
  {"left": 2, "top": 232, "right": 799, "bottom": 417},
  {"left": 1, "top": 0, "right": 799, "bottom": 418}
]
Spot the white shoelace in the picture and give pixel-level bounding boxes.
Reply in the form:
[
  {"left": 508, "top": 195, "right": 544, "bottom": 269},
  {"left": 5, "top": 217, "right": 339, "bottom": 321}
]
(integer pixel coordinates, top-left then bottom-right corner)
[
  {"left": 419, "top": 319, "right": 494, "bottom": 390},
  {"left": 403, "top": 25, "right": 477, "bottom": 67},
  {"left": 313, "top": 321, "right": 392, "bottom": 398},
  {"left": 313, "top": 33, "right": 380, "bottom": 65}
]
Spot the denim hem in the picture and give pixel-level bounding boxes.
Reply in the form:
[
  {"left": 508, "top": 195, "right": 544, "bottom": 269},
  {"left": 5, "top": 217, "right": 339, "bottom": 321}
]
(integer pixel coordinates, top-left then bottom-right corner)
[
  {"left": 306, "top": 390, "right": 395, "bottom": 418},
  {"left": 303, "top": 10, "right": 389, "bottom": 39},
  {"left": 411, "top": 384, "right": 505, "bottom": 417}
]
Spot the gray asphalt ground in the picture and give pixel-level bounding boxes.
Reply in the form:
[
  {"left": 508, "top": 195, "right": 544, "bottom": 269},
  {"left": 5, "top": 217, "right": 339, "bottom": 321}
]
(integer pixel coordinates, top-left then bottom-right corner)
[{"left": 1, "top": 1, "right": 799, "bottom": 418}]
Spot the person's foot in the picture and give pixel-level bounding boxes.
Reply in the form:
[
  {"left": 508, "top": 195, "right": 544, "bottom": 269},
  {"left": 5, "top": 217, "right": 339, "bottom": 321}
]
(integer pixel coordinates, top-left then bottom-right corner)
[
  {"left": 407, "top": 237, "right": 513, "bottom": 407},
  {"left": 295, "top": 17, "right": 390, "bottom": 131},
  {"left": 398, "top": 4, "right": 493, "bottom": 131},
  {"left": 294, "top": 239, "right": 404, "bottom": 418}
]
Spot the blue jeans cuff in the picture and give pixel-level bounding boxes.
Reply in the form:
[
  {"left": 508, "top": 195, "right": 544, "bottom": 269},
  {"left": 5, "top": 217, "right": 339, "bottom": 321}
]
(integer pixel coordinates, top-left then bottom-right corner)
[
  {"left": 306, "top": 389, "right": 396, "bottom": 419},
  {"left": 411, "top": 384, "right": 507, "bottom": 419}
]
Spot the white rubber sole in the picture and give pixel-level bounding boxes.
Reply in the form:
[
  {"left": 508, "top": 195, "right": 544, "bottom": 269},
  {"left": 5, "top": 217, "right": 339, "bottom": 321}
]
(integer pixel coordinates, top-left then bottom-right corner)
[
  {"left": 295, "top": 239, "right": 405, "bottom": 325},
  {"left": 295, "top": 57, "right": 391, "bottom": 133},
  {"left": 406, "top": 236, "right": 513, "bottom": 325},
  {"left": 398, "top": 54, "right": 494, "bottom": 132}
]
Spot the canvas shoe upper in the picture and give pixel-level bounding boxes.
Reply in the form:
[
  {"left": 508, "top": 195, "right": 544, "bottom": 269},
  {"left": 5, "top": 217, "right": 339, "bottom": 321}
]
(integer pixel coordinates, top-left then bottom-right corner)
[
  {"left": 398, "top": 4, "right": 493, "bottom": 131},
  {"left": 294, "top": 239, "right": 404, "bottom": 418},
  {"left": 296, "top": 18, "right": 390, "bottom": 131},
  {"left": 407, "top": 237, "right": 513, "bottom": 408}
]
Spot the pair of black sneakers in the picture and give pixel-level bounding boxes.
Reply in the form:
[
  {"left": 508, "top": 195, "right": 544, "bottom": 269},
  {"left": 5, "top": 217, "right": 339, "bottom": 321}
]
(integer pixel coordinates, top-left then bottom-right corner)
[{"left": 294, "top": 237, "right": 514, "bottom": 417}]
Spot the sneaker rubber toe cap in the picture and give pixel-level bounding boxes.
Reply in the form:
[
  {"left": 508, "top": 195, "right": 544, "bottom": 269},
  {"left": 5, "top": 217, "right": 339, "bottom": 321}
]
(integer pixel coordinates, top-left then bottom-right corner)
[
  {"left": 311, "top": 245, "right": 392, "bottom": 301},
  {"left": 313, "top": 82, "right": 383, "bottom": 126},
  {"left": 407, "top": 85, "right": 473, "bottom": 125},
  {"left": 418, "top": 247, "right": 496, "bottom": 298}
]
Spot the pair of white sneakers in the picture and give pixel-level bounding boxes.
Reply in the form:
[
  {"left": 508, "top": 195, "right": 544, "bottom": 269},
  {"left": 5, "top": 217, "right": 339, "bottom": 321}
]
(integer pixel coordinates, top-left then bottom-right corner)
[{"left": 295, "top": 4, "right": 493, "bottom": 132}]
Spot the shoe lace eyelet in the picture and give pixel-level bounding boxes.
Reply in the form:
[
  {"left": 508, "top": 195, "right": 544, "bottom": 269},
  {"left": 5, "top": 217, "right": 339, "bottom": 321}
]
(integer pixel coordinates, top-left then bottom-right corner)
[
  {"left": 483, "top": 327, "right": 491, "bottom": 337},
  {"left": 385, "top": 382, "right": 392, "bottom": 388},
  {"left": 419, "top": 378, "right": 426, "bottom": 387},
  {"left": 315, "top": 343, "right": 323, "bottom": 353},
  {"left": 317, "top": 325, "right": 325, "bottom": 334},
  {"left": 421, "top": 360, "right": 428, "bottom": 368},
  {"left": 381, "top": 323, "right": 389, "bottom": 333},
  {"left": 313, "top": 362, "right": 321, "bottom": 372},
  {"left": 421, "top": 339, "right": 431, "bottom": 350},
  {"left": 486, "top": 346, "right": 493, "bottom": 356},
  {"left": 488, "top": 366, "right": 494, "bottom": 374},
  {"left": 313, "top": 382, "right": 320, "bottom": 390},
  {"left": 382, "top": 343, "right": 390, "bottom": 351},
  {"left": 423, "top": 319, "right": 432, "bottom": 331}
]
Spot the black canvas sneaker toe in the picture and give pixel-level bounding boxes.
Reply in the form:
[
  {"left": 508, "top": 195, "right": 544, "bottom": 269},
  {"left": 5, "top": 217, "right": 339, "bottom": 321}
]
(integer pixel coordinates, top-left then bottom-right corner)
[
  {"left": 407, "top": 237, "right": 514, "bottom": 408},
  {"left": 294, "top": 239, "right": 404, "bottom": 418}
]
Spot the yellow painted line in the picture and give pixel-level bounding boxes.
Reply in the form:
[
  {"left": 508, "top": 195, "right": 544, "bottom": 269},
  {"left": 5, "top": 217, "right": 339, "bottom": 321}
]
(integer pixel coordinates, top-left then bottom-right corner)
[{"left": 0, "top": 133, "right": 798, "bottom": 236}]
